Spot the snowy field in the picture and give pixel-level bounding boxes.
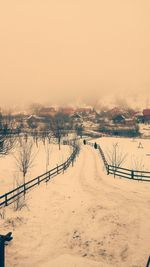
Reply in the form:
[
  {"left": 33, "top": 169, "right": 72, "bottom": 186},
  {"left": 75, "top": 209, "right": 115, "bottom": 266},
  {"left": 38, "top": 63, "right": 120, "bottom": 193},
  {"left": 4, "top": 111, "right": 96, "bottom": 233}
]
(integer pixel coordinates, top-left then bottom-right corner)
[
  {"left": 94, "top": 137, "right": 150, "bottom": 171},
  {"left": 0, "top": 137, "right": 72, "bottom": 195},
  {"left": 0, "top": 143, "right": 150, "bottom": 267}
]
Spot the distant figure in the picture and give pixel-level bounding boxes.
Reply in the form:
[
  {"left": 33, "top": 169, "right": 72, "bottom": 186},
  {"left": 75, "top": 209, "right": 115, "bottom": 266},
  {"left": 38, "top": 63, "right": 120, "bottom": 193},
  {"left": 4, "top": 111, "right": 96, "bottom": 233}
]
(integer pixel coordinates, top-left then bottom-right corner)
[
  {"left": 83, "top": 139, "right": 86, "bottom": 145},
  {"left": 94, "top": 142, "right": 97, "bottom": 149}
]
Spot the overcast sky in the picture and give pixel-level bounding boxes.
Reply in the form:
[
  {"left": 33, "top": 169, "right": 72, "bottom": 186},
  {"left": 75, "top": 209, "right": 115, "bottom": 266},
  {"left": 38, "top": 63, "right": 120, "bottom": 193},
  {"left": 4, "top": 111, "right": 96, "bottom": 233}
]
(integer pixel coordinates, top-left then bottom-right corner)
[{"left": 0, "top": 0, "right": 150, "bottom": 109}]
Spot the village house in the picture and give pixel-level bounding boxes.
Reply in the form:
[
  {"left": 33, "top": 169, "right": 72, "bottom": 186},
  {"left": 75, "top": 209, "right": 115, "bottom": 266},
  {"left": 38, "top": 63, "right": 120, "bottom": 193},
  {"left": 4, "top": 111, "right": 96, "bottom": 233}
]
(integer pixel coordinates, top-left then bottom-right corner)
[
  {"left": 38, "top": 107, "right": 56, "bottom": 117},
  {"left": 112, "top": 114, "right": 126, "bottom": 124},
  {"left": 143, "top": 109, "right": 150, "bottom": 123},
  {"left": 107, "top": 107, "right": 126, "bottom": 119},
  {"left": 59, "top": 107, "right": 75, "bottom": 115},
  {"left": 124, "top": 118, "right": 136, "bottom": 126},
  {"left": 26, "top": 115, "right": 45, "bottom": 129},
  {"left": 70, "top": 113, "right": 83, "bottom": 123},
  {"left": 134, "top": 111, "right": 144, "bottom": 123}
]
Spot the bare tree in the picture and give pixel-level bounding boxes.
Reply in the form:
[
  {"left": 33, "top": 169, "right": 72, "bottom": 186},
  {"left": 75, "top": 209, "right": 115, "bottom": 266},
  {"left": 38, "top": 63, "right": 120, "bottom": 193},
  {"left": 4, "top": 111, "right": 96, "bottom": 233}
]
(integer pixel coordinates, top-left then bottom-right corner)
[
  {"left": 131, "top": 155, "right": 145, "bottom": 180},
  {"left": 32, "top": 129, "right": 39, "bottom": 147},
  {"left": 14, "top": 139, "right": 36, "bottom": 188},
  {"left": 47, "top": 131, "right": 53, "bottom": 144},
  {"left": 0, "top": 208, "right": 5, "bottom": 219},
  {"left": 51, "top": 113, "right": 67, "bottom": 150},
  {"left": 0, "top": 135, "right": 14, "bottom": 155},
  {"left": 12, "top": 173, "right": 27, "bottom": 211},
  {"left": 106, "top": 142, "right": 127, "bottom": 177},
  {"left": 44, "top": 139, "right": 53, "bottom": 172},
  {"left": 28, "top": 102, "right": 44, "bottom": 116},
  {"left": 0, "top": 120, "right": 16, "bottom": 156},
  {"left": 75, "top": 124, "right": 84, "bottom": 138},
  {"left": 0, "top": 111, "right": 16, "bottom": 155}
]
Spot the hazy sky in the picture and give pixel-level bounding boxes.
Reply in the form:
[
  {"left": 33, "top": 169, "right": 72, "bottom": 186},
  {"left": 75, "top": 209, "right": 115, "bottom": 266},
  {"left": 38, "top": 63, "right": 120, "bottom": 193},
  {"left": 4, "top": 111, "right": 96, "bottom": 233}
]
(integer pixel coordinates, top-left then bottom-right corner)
[{"left": 0, "top": 0, "right": 150, "bottom": 108}]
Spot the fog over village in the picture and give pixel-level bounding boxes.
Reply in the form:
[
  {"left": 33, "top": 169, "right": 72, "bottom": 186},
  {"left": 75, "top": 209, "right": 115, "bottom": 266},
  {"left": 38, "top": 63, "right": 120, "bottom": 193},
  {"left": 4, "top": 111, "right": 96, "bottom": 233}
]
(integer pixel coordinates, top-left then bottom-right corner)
[{"left": 1, "top": 1, "right": 150, "bottom": 267}]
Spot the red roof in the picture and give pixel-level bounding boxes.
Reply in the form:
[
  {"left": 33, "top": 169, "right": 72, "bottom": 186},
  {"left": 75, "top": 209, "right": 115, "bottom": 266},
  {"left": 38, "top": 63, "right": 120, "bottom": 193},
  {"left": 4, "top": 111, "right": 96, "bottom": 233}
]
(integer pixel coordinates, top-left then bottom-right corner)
[
  {"left": 76, "top": 108, "right": 92, "bottom": 113},
  {"left": 59, "top": 107, "right": 75, "bottom": 114},
  {"left": 143, "top": 109, "right": 150, "bottom": 116}
]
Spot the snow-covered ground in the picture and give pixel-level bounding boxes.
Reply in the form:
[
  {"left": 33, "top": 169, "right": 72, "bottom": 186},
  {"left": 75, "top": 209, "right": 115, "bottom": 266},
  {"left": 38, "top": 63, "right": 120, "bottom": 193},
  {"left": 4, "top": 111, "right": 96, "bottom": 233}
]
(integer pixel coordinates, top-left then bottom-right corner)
[
  {"left": 94, "top": 137, "right": 150, "bottom": 171},
  {"left": 0, "top": 143, "right": 150, "bottom": 267},
  {"left": 0, "top": 138, "right": 72, "bottom": 195}
]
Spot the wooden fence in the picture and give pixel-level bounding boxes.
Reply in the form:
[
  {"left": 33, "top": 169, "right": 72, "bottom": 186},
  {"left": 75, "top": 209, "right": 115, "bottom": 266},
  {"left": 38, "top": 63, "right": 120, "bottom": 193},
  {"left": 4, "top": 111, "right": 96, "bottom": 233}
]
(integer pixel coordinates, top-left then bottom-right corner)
[
  {"left": 86, "top": 141, "right": 108, "bottom": 169},
  {"left": 0, "top": 141, "right": 79, "bottom": 208},
  {"left": 87, "top": 141, "right": 150, "bottom": 182},
  {"left": 107, "top": 165, "right": 150, "bottom": 181}
]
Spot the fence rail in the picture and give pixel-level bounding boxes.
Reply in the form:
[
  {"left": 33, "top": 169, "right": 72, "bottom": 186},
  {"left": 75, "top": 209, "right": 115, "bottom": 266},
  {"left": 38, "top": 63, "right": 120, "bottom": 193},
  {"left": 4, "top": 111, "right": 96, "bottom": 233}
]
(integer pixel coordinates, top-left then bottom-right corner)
[
  {"left": 86, "top": 141, "right": 108, "bottom": 169},
  {"left": 0, "top": 141, "right": 79, "bottom": 208},
  {"left": 87, "top": 141, "right": 150, "bottom": 182}
]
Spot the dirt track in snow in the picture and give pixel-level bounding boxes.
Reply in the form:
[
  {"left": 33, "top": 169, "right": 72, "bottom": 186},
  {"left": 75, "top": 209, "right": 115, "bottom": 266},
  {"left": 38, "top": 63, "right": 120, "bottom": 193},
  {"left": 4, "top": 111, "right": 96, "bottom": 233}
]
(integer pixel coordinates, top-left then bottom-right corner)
[{"left": 2, "top": 144, "right": 150, "bottom": 267}]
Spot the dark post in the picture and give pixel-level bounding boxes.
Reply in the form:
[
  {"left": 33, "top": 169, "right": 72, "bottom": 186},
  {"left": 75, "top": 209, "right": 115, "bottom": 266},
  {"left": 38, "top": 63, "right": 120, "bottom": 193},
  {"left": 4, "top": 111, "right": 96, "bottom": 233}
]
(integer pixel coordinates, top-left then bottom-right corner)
[
  {"left": 107, "top": 165, "right": 109, "bottom": 175},
  {"left": 146, "top": 256, "right": 150, "bottom": 267},
  {"left": 5, "top": 194, "right": 8, "bottom": 207},
  {"left": 0, "top": 232, "right": 13, "bottom": 267},
  {"left": 0, "top": 238, "right": 4, "bottom": 267},
  {"left": 72, "top": 156, "right": 74, "bottom": 167},
  {"left": 66, "top": 159, "right": 68, "bottom": 169},
  {"left": 114, "top": 167, "right": 116, "bottom": 178},
  {"left": 68, "top": 158, "right": 70, "bottom": 167},
  {"left": 131, "top": 170, "right": 134, "bottom": 179},
  {"left": 24, "top": 183, "right": 26, "bottom": 196}
]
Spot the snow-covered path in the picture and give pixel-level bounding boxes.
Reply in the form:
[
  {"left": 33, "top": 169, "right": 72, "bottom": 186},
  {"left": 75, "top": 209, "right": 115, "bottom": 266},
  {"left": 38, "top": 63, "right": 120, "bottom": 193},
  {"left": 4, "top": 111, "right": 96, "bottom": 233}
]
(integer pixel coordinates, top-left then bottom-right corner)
[{"left": 2, "top": 144, "right": 150, "bottom": 267}]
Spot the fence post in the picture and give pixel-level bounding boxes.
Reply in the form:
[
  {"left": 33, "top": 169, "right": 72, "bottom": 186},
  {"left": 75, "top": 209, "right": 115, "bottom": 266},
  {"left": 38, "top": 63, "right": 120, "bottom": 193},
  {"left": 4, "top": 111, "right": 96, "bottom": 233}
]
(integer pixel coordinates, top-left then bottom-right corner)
[
  {"left": 146, "top": 256, "right": 150, "bottom": 267},
  {"left": 0, "top": 238, "right": 4, "bottom": 267},
  {"left": 67, "top": 158, "right": 70, "bottom": 167},
  {"left": 5, "top": 194, "right": 8, "bottom": 206},
  {"left": 131, "top": 170, "right": 134, "bottom": 179},
  {"left": 24, "top": 183, "right": 26, "bottom": 196},
  {"left": 0, "top": 232, "right": 13, "bottom": 267},
  {"left": 63, "top": 163, "right": 65, "bottom": 173},
  {"left": 107, "top": 165, "right": 109, "bottom": 175},
  {"left": 113, "top": 166, "right": 116, "bottom": 178}
]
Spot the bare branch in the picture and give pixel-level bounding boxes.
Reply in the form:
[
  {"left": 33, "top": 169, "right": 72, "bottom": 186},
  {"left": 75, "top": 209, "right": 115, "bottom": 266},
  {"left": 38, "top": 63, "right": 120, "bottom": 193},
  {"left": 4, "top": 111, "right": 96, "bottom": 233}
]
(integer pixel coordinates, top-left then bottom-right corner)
[
  {"left": 14, "top": 138, "right": 36, "bottom": 183},
  {"left": 106, "top": 142, "right": 127, "bottom": 168}
]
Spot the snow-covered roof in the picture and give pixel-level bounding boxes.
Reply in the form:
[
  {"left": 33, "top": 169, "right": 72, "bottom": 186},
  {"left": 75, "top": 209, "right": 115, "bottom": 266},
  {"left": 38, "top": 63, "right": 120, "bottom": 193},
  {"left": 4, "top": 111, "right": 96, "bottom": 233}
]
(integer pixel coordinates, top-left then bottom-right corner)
[{"left": 27, "top": 115, "right": 45, "bottom": 120}]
